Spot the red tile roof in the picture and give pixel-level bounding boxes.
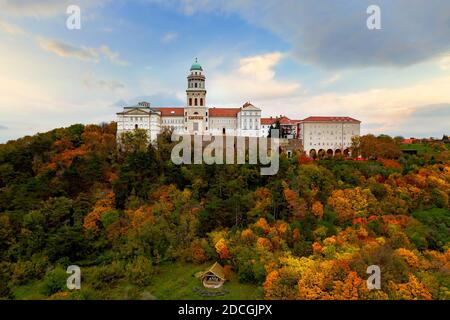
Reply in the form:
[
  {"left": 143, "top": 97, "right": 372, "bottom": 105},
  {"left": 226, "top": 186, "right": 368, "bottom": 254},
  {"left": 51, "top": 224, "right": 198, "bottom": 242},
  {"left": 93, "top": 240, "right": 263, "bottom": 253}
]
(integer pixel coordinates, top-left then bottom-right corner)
[
  {"left": 279, "top": 117, "right": 302, "bottom": 125},
  {"left": 261, "top": 117, "right": 301, "bottom": 125},
  {"left": 261, "top": 118, "right": 277, "bottom": 125},
  {"left": 302, "top": 116, "right": 360, "bottom": 123},
  {"left": 402, "top": 138, "right": 416, "bottom": 144},
  {"left": 209, "top": 107, "right": 240, "bottom": 117},
  {"left": 155, "top": 107, "right": 184, "bottom": 116}
]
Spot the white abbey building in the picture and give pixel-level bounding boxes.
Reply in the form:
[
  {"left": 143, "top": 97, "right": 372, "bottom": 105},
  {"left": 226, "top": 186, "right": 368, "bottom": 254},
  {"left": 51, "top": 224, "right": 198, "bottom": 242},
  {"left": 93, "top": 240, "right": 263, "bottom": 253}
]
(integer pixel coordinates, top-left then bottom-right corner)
[
  {"left": 117, "top": 59, "right": 261, "bottom": 140},
  {"left": 116, "top": 60, "right": 361, "bottom": 157}
]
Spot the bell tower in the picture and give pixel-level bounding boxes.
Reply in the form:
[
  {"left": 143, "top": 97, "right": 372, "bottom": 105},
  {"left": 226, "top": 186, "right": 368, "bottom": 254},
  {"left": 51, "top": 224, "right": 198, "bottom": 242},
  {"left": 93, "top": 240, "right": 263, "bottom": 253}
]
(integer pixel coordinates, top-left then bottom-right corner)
[
  {"left": 185, "top": 58, "right": 208, "bottom": 134},
  {"left": 186, "top": 58, "right": 206, "bottom": 107}
]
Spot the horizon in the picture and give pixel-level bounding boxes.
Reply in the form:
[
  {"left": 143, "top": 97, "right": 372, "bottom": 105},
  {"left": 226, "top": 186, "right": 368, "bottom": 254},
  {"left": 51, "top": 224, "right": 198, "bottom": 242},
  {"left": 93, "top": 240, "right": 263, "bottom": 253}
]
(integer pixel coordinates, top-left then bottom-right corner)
[{"left": 1, "top": 0, "right": 450, "bottom": 142}]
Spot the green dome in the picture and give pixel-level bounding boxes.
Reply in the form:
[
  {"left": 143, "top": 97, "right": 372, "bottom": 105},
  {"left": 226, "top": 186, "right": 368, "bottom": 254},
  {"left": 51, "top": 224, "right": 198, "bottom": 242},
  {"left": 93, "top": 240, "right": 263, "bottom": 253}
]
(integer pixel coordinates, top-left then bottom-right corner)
[{"left": 190, "top": 58, "right": 203, "bottom": 71}]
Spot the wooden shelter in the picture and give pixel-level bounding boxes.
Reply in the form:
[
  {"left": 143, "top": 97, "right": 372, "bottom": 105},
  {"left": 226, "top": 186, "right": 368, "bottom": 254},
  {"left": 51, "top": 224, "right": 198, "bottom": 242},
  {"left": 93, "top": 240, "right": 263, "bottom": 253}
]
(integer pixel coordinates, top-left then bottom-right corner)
[{"left": 200, "top": 262, "right": 226, "bottom": 289}]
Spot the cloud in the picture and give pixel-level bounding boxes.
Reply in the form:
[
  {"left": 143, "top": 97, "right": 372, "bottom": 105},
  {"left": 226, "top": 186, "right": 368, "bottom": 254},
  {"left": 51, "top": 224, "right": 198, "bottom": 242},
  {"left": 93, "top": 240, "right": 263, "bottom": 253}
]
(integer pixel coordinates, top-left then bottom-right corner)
[
  {"left": 254, "top": 75, "right": 450, "bottom": 137},
  {"left": 113, "top": 93, "right": 184, "bottom": 108},
  {"left": 0, "top": 19, "right": 25, "bottom": 35},
  {"left": 154, "top": 0, "right": 450, "bottom": 69},
  {"left": 209, "top": 52, "right": 301, "bottom": 103},
  {"left": 161, "top": 32, "right": 178, "bottom": 44},
  {"left": 37, "top": 38, "right": 99, "bottom": 61},
  {"left": 320, "top": 73, "right": 342, "bottom": 86},
  {"left": 398, "top": 104, "right": 450, "bottom": 137},
  {"left": 0, "top": 125, "right": 8, "bottom": 130},
  {"left": 0, "top": 0, "right": 108, "bottom": 18},
  {"left": 438, "top": 54, "right": 450, "bottom": 70},
  {"left": 98, "top": 45, "right": 130, "bottom": 66},
  {"left": 37, "top": 38, "right": 129, "bottom": 65},
  {"left": 83, "top": 74, "right": 125, "bottom": 91}
]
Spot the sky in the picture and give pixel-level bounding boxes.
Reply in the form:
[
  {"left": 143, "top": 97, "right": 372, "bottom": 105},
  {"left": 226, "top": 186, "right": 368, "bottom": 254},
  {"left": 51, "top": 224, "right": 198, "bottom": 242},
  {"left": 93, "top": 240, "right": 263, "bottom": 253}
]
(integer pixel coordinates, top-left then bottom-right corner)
[{"left": 0, "top": 0, "right": 449, "bottom": 142}]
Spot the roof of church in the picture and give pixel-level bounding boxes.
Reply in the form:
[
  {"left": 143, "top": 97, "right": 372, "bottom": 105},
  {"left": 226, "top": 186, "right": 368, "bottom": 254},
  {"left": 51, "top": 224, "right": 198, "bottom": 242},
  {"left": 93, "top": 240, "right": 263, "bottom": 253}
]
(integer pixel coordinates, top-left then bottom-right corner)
[
  {"left": 209, "top": 107, "right": 240, "bottom": 117},
  {"left": 155, "top": 107, "right": 184, "bottom": 116}
]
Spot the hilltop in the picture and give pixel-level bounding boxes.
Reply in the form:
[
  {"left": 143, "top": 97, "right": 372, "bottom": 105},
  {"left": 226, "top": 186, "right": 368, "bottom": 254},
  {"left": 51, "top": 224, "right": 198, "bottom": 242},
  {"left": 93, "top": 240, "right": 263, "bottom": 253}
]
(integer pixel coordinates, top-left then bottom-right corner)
[{"left": 0, "top": 123, "right": 449, "bottom": 300}]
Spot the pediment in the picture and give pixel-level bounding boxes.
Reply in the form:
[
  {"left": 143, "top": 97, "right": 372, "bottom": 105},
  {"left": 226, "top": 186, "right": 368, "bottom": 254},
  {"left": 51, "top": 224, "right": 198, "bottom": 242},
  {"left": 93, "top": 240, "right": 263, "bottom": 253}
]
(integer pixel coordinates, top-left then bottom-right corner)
[
  {"left": 118, "top": 107, "right": 153, "bottom": 116},
  {"left": 241, "top": 103, "right": 260, "bottom": 111}
]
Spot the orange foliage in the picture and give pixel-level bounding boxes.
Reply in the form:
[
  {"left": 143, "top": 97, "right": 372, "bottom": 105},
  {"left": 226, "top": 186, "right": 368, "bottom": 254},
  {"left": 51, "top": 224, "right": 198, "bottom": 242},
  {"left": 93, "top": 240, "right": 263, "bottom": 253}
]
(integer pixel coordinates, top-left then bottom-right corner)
[
  {"left": 127, "top": 206, "right": 154, "bottom": 229},
  {"left": 311, "top": 201, "right": 324, "bottom": 219},
  {"left": 263, "top": 270, "right": 280, "bottom": 299},
  {"left": 254, "top": 218, "right": 270, "bottom": 235},
  {"left": 241, "top": 229, "right": 255, "bottom": 243},
  {"left": 223, "top": 265, "right": 233, "bottom": 280},
  {"left": 332, "top": 271, "right": 366, "bottom": 300},
  {"left": 327, "top": 187, "right": 377, "bottom": 223},
  {"left": 215, "top": 238, "right": 230, "bottom": 260},
  {"left": 293, "top": 228, "right": 300, "bottom": 241},
  {"left": 379, "top": 158, "right": 401, "bottom": 169},
  {"left": 191, "top": 240, "right": 208, "bottom": 264},
  {"left": 283, "top": 187, "right": 306, "bottom": 220},
  {"left": 396, "top": 248, "right": 421, "bottom": 268},
  {"left": 312, "top": 242, "right": 322, "bottom": 254},
  {"left": 298, "top": 155, "right": 313, "bottom": 165},
  {"left": 256, "top": 237, "right": 273, "bottom": 251},
  {"left": 83, "top": 192, "right": 115, "bottom": 233},
  {"left": 390, "top": 274, "right": 432, "bottom": 300},
  {"left": 52, "top": 147, "right": 87, "bottom": 168}
]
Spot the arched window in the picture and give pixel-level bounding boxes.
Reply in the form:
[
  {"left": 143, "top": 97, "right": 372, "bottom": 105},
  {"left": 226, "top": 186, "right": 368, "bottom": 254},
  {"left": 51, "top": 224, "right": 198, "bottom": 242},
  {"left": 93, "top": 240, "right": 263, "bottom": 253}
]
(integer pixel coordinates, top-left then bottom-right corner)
[
  {"left": 195, "top": 83, "right": 197, "bottom": 88},
  {"left": 200, "top": 98, "right": 203, "bottom": 106},
  {"left": 135, "top": 124, "right": 138, "bottom": 129},
  {"left": 189, "top": 98, "right": 192, "bottom": 106},
  {"left": 195, "top": 98, "right": 198, "bottom": 106}
]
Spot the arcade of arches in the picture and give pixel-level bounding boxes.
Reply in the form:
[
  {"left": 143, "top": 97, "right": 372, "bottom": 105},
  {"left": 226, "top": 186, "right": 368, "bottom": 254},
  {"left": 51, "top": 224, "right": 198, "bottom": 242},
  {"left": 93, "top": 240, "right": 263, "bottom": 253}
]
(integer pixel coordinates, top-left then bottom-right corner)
[{"left": 308, "top": 148, "right": 351, "bottom": 159}]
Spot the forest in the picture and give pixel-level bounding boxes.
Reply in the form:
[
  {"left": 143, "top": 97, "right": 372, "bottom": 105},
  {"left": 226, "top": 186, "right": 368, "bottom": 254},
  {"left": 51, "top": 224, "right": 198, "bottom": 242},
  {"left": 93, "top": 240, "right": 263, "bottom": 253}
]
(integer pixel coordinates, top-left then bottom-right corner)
[{"left": 0, "top": 123, "right": 449, "bottom": 300}]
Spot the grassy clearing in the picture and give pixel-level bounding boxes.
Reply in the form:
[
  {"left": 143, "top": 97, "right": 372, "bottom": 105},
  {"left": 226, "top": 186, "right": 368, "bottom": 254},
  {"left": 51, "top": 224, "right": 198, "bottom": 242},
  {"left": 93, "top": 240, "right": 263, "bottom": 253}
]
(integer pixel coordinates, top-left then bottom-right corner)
[
  {"left": 400, "top": 143, "right": 450, "bottom": 154},
  {"left": 12, "top": 262, "right": 263, "bottom": 300},
  {"left": 146, "top": 263, "right": 263, "bottom": 300}
]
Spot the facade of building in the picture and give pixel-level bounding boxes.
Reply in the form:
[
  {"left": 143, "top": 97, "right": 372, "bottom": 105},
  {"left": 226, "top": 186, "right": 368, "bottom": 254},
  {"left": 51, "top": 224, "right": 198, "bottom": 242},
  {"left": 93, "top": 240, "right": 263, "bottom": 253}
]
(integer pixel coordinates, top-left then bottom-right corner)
[
  {"left": 116, "top": 60, "right": 262, "bottom": 140},
  {"left": 298, "top": 116, "right": 361, "bottom": 157},
  {"left": 116, "top": 60, "right": 361, "bottom": 157}
]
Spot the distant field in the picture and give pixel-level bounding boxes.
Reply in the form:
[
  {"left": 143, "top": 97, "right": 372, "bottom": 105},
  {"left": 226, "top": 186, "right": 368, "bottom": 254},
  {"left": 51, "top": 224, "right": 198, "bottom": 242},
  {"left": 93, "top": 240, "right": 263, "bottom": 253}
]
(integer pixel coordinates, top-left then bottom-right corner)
[{"left": 400, "top": 143, "right": 450, "bottom": 154}]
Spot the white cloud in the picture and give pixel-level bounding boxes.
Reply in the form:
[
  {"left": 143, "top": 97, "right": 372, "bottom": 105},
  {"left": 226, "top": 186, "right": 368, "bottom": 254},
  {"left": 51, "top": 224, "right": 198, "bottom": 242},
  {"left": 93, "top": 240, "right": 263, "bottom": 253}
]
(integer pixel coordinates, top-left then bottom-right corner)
[
  {"left": 255, "top": 75, "right": 450, "bottom": 136},
  {"left": 0, "top": 19, "right": 25, "bottom": 35},
  {"left": 37, "top": 38, "right": 129, "bottom": 66},
  {"left": 320, "top": 73, "right": 342, "bottom": 86},
  {"left": 37, "top": 38, "right": 99, "bottom": 62},
  {"left": 209, "top": 52, "right": 301, "bottom": 103},
  {"left": 152, "top": 0, "right": 450, "bottom": 69},
  {"left": 98, "top": 45, "right": 130, "bottom": 66},
  {"left": 161, "top": 32, "right": 178, "bottom": 44},
  {"left": 438, "top": 54, "right": 450, "bottom": 70},
  {"left": 82, "top": 74, "right": 125, "bottom": 91},
  {"left": 0, "top": 0, "right": 109, "bottom": 18}
]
